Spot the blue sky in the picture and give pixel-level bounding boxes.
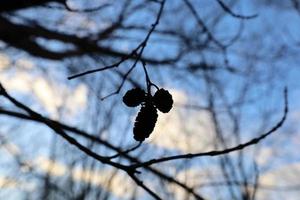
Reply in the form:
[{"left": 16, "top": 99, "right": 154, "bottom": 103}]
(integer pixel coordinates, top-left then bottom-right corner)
[{"left": 1, "top": 0, "right": 300, "bottom": 199}]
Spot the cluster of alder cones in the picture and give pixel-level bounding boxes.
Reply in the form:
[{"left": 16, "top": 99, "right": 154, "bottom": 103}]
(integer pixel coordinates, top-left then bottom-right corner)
[{"left": 123, "top": 88, "right": 173, "bottom": 141}]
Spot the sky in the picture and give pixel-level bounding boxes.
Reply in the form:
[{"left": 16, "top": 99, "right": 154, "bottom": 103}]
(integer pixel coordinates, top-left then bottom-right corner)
[{"left": 1, "top": 0, "right": 300, "bottom": 199}]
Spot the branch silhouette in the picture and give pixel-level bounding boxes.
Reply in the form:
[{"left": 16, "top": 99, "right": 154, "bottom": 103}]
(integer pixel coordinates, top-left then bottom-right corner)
[
  {"left": 0, "top": 0, "right": 291, "bottom": 199},
  {"left": 0, "top": 81, "right": 206, "bottom": 200},
  {"left": 216, "top": 0, "right": 258, "bottom": 19},
  {"left": 68, "top": 0, "right": 165, "bottom": 81},
  {"left": 0, "top": 83, "right": 168, "bottom": 200},
  {"left": 0, "top": 83, "right": 129, "bottom": 171},
  {"left": 132, "top": 88, "right": 288, "bottom": 168}
]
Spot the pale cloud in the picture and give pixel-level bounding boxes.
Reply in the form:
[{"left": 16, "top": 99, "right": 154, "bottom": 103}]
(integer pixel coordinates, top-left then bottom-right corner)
[
  {"left": 63, "top": 13, "right": 99, "bottom": 34},
  {"left": 32, "top": 77, "right": 63, "bottom": 115},
  {"left": 166, "top": 166, "right": 221, "bottom": 200},
  {"left": 0, "top": 71, "right": 32, "bottom": 93},
  {"left": 71, "top": 167, "right": 134, "bottom": 198},
  {"left": 0, "top": 54, "right": 34, "bottom": 70},
  {"left": 259, "top": 163, "right": 300, "bottom": 186},
  {"left": 0, "top": 139, "right": 136, "bottom": 199},
  {"left": 175, "top": 166, "right": 220, "bottom": 186},
  {"left": 32, "top": 156, "right": 135, "bottom": 199},
  {"left": 1, "top": 141, "right": 21, "bottom": 156},
  {"left": 35, "top": 157, "right": 67, "bottom": 177},
  {"left": 64, "top": 83, "right": 88, "bottom": 116},
  {"left": 0, "top": 177, "right": 35, "bottom": 191},
  {"left": 0, "top": 70, "right": 88, "bottom": 118},
  {"left": 255, "top": 147, "right": 274, "bottom": 166},
  {"left": 1, "top": 138, "right": 136, "bottom": 199},
  {"left": 31, "top": 77, "right": 88, "bottom": 118},
  {"left": 149, "top": 89, "right": 215, "bottom": 153},
  {"left": 256, "top": 163, "right": 300, "bottom": 200},
  {"left": 0, "top": 53, "right": 10, "bottom": 70},
  {"left": 15, "top": 58, "right": 35, "bottom": 69}
]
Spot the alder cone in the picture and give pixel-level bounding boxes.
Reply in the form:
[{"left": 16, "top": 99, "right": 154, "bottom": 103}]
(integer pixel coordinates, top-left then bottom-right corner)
[
  {"left": 153, "top": 89, "right": 173, "bottom": 113},
  {"left": 123, "top": 88, "right": 145, "bottom": 107},
  {"left": 133, "top": 103, "right": 158, "bottom": 141}
]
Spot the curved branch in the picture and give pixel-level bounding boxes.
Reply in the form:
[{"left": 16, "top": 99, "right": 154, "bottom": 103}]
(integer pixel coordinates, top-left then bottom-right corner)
[
  {"left": 0, "top": 84, "right": 206, "bottom": 200},
  {"left": 216, "top": 0, "right": 258, "bottom": 20},
  {"left": 132, "top": 88, "right": 288, "bottom": 168},
  {"left": 0, "top": 83, "right": 130, "bottom": 171}
]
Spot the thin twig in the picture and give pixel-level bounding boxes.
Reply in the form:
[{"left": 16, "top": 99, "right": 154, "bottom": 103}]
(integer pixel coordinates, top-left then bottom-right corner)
[
  {"left": 42, "top": 3, "right": 111, "bottom": 13},
  {"left": 100, "top": 58, "right": 139, "bottom": 100},
  {"left": 128, "top": 173, "right": 163, "bottom": 200},
  {"left": 68, "top": 0, "right": 165, "bottom": 82},
  {"left": 64, "top": 2, "right": 111, "bottom": 13},
  {"left": 107, "top": 142, "right": 142, "bottom": 159},
  {"left": 216, "top": 0, "right": 258, "bottom": 19},
  {"left": 184, "top": 0, "right": 225, "bottom": 49},
  {"left": 68, "top": 59, "right": 127, "bottom": 80},
  {"left": 100, "top": 0, "right": 165, "bottom": 100}
]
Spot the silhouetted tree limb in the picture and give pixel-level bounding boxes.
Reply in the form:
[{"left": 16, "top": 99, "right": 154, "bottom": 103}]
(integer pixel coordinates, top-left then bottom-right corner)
[
  {"left": 0, "top": 15, "right": 177, "bottom": 64},
  {"left": 68, "top": 0, "right": 165, "bottom": 81},
  {"left": 0, "top": 82, "right": 174, "bottom": 200},
  {"left": 131, "top": 88, "right": 288, "bottom": 168},
  {"left": 184, "top": 0, "right": 225, "bottom": 49},
  {"left": 0, "top": 83, "right": 131, "bottom": 171},
  {"left": 216, "top": 0, "right": 258, "bottom": 19},
  {"left": 0, "top": 1, "right": 294, "bottom": 199},
  {"left": 0, "top": 88, "right": 206, "bottom": 200},
  {"left": 0, "top": 0, "right": 64, "bottom": 12}
]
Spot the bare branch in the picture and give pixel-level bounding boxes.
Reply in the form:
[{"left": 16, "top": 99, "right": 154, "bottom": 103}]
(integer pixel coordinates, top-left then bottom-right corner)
[
  {"left": 216, "top": 0, "right": 258, "bottom": 19},
  {"left": 107, "top": 142, "right": 142, "bottom": 159},
  {"left": 68, "top": 0, "right": 165, "bottom": 82},
  {"left": 184, "top": 0, "right": 225, "bottom": 49},
  {"left": 128, "top": 173, "right": 163, "bottom": 200},
  {"left": 0, "top": 96, "right": 206, "bottom": 200},
  {"left": 0, "top": 83, "right": 131, "bottom": 171},
  {"left": 132, "top": 88, "right": 288, "bottom": 168}
]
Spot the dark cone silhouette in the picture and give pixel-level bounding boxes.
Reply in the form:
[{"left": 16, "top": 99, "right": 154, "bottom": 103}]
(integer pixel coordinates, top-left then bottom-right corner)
[
  {"left": 153, "top": 89, "right": 173, "bottom": 113},
  {"left": 123, "top": 88, "right": 146, "bottom": 107},
  {"left": 133, "top": 103, "right": 158, "bottom": 141}
]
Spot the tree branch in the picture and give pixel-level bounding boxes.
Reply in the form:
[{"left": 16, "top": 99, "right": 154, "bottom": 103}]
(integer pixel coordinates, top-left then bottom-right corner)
[
  {"left": 132, "top": 88, "right": 288, "bottom": 168},
  {"left": 0, "top": 87, "right": 206, "bottom": 200},
  {"left": 0, "top": 0, "right": 64, "bottom": 12},
  {"left": 216, "top": 0, "right": 258, "bottom": 20}
]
